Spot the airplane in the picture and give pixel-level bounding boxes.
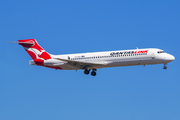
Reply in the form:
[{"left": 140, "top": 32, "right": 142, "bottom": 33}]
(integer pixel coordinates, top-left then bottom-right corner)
[{"left": 9, "top": 39, "right": 175, "bottom": 76}]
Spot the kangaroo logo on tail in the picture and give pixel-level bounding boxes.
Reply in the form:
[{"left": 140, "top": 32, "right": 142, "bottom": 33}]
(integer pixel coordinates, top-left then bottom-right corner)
[{"left": 18, "top": 39, "right": 51, "bottom": 60}]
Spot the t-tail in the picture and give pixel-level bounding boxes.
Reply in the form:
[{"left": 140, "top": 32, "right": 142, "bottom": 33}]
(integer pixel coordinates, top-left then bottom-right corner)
[{"left": 18, "top": 39, "right": 52, "bottom": 65}]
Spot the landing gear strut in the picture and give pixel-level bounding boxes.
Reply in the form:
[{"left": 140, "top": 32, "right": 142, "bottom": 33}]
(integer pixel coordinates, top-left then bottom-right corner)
[{"left": 163, "top": 63, "right": 167, "bottom": 69}]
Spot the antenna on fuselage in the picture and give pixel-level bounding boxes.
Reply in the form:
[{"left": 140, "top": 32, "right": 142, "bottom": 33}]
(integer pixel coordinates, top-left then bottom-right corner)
[{"left": 136, "top": 47, "right": 139, "bottom": 49}]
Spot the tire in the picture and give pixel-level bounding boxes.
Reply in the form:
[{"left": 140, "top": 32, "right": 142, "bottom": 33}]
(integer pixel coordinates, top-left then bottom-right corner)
[
  {"left": 84, "top": 69, "right": 90, "bottom": 74},
  {"left": 91, "top": 71, "right": 96, "bottom": 76}
]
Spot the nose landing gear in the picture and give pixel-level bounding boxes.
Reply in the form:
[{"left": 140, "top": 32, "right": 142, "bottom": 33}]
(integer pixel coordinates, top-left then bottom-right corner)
[{"left": 163, "top": 63, "right": 167, "bottom": 69}]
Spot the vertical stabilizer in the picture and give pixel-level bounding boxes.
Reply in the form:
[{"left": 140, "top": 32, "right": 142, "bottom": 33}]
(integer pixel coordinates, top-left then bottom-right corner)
[{"left": 18, "top": 39, "right": 51, "bottom": 60}]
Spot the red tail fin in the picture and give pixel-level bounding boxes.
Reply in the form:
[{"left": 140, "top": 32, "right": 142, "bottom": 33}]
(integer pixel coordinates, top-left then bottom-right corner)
[{"left": 18, "top": 39, "right": 51, "bottom": 60}]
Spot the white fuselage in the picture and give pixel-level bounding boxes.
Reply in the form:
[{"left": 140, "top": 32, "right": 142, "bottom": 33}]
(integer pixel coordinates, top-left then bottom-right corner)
[{"left": 32, "top": 48, "right": 174, "bottom": 70}]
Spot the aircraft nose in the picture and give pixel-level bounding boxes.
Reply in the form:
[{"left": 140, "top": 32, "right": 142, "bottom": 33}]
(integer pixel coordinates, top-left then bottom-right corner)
[
  {"left": 171, "top": 55, "right": 175, "bottom": 61},
  {"left": 164, "top": 54, "right": 175, "bottom": 62}
]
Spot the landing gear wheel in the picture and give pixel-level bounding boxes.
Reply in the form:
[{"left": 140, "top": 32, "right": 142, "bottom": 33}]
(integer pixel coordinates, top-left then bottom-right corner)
[
  {"left": 91, "top": 71, "right": 96, "bottom": 76},
  {"left": 84, "top": 69, "right": 90, "bottom": 75},
  {"left": 163, "top": 66, "right": 167, "bottom": 69},
  {"left": 163, "top": 63, "right": 167, "bottom": 69}
]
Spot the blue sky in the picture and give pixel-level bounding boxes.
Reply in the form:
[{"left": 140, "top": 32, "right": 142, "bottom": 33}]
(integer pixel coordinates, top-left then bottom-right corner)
[{"left": 1, "top": 0, "right": 180, "bottom": 120}]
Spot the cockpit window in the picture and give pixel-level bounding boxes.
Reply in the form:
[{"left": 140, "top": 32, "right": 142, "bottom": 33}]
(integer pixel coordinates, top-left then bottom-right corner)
[{"left": 157, "top": 51, "right": 165, "bottom": 54}]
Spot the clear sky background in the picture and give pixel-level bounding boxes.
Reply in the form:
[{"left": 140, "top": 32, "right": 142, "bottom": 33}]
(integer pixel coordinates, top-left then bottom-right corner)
[{"left": 1, "top": 0, "right": 180, "bottom": 120}]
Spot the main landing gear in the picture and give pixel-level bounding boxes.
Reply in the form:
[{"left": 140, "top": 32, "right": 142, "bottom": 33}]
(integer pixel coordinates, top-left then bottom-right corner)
[
  {"left": 84, "top": 69, "right": 97, "bottom": 76},
  {"left": 84, "top": 69, "right": 90, "bottom": 75},
  {"left": 163, "top": 63, "right": 167, "bottom": 69},
  {"left": 91, "top": 70, "right": 96, "bottom": 76}
]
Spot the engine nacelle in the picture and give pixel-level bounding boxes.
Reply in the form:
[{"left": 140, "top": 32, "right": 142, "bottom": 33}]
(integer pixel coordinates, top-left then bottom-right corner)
[
  {"left": 29, "top": 59, "right": 65, "bottom": 66},
  {"left": 29, "top": 59, "right": 44, "bottom": 65},
  {"left": 44, "top": 59, "right": 65, "bottom": 66}
]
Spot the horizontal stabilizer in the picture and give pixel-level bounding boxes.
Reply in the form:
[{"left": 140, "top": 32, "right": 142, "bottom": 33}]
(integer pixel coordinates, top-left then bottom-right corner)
[
  {"left": 7, "top": 41, "right": 34, "bottom": 45},
  {"left": 7, "top": 41, "right": 19, "bottom": 43}
]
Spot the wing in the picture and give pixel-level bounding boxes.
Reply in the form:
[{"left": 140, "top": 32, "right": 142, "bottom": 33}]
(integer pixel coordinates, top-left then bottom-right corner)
[{"left": 54, "top": 58, "right": 111, "bottom": 69}]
